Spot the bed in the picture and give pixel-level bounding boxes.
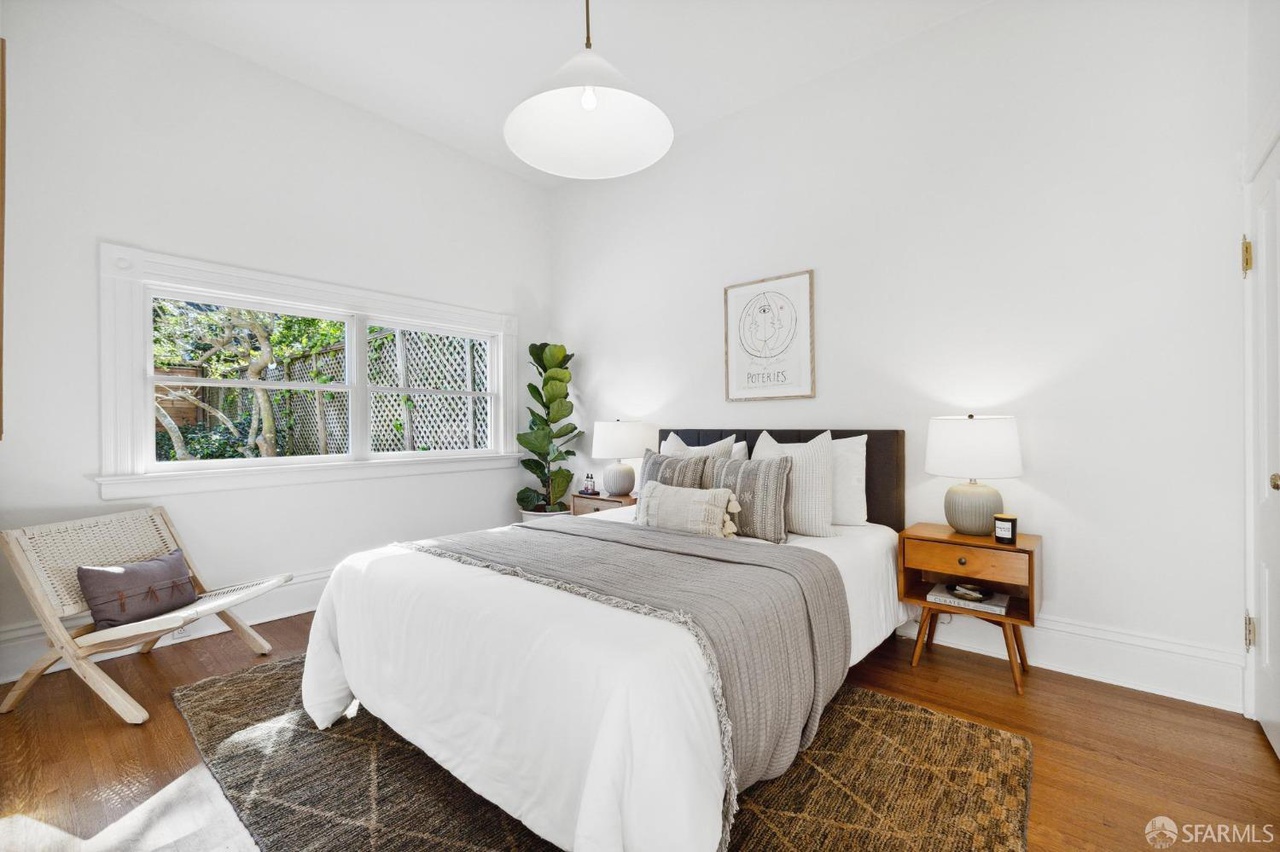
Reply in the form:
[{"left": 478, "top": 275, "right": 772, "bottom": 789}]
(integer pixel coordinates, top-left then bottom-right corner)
[{"left": 302, "top": 428, "right": 908, "bottom": 852}]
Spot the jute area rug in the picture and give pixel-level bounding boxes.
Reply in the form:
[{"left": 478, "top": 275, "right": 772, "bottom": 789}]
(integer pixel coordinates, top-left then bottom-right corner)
[{"left": 174, "top": 656, "right": 1031, "bottom": 851}]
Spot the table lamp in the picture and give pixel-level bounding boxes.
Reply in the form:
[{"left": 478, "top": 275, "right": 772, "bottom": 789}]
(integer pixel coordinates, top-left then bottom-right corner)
[
  {"left": 592, "top": 421, "right": 658, "bottom": 496},
  {"left": 925, "top": 414, "right": 1023, "bottom": 535}
]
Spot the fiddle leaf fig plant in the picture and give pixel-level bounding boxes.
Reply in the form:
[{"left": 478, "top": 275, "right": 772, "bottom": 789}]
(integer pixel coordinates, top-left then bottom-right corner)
[{"left": 516, "top": 343, "right": 583, "bottom": 513}]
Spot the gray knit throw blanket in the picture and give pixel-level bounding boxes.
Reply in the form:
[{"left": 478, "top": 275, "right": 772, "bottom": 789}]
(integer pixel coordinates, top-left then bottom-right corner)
[{"left": 400, "top": 516, "right": 851, "bottom": 850}]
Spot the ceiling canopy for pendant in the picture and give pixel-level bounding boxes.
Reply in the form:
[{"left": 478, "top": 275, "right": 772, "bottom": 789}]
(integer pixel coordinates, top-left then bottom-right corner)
[{"left": 504, "top": 0, "right": 673, "bottom": 180}]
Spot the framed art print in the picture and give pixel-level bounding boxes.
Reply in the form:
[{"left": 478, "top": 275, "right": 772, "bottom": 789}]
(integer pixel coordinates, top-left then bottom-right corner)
[{"left": 724, "top": 269, "right": 814, "bottom": 401}]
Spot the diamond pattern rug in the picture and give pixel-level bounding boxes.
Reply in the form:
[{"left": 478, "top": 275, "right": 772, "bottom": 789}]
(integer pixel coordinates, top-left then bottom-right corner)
[{"left": 174, "top": 656, "right": 1031, "bottom": 851}]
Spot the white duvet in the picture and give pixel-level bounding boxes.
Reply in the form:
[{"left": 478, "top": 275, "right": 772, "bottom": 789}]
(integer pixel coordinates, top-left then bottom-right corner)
[{"left": 302, "top": 508, "right": 909, "bottom": 852}]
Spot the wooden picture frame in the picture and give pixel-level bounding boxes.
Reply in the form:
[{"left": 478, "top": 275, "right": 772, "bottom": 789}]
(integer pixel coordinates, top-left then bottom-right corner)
[{"left": 724, "top": 269, "right": 815, "bottom": 401}]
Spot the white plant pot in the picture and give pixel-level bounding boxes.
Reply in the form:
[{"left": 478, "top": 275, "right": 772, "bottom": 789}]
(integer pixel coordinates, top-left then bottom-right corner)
[{"left": 520, "top": 509, "right": 571, "bottom": 524}]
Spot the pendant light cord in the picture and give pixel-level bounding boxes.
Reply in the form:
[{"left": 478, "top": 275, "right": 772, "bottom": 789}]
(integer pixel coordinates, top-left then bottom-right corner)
[{"left": 584, "top": 0, "right": 592, "bottom": 49}]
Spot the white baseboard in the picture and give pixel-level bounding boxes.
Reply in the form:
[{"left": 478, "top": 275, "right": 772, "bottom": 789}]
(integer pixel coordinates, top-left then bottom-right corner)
[
  {"left": 896, "top": 611, "right": 1246, "bottom": 713},
  {"left": 0, "top": 567, "right": 332, "bottom": 686}
]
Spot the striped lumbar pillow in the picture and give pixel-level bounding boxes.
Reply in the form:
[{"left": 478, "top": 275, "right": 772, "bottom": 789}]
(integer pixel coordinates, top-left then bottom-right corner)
[
  {"left": 634, "top": 481, "right": 740, "bottom": 538},
  {"left": 751, "top": 431, "right": 837, "bottom": 537},
  {"left": 701, "top": 455, "right": 792, "bottom": 543}
]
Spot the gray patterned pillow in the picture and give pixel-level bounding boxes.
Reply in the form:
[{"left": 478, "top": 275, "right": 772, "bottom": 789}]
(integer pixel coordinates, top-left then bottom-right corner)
[
  {"left": 702, "top": 456, "right": 792, "bottom": 543},
  {"left": 638, "top": 450, "right": 709, "bottom": 492}
]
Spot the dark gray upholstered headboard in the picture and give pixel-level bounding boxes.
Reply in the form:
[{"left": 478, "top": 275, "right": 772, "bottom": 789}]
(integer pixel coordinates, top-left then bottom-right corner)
[{"left": 657, "top": 429, "right": 906, "bottom": 532}]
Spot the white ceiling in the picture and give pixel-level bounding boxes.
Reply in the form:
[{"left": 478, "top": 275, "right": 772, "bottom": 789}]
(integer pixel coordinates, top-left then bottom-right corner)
[{"left": 114, "top": 0, "right": 991, "bottom": 185}]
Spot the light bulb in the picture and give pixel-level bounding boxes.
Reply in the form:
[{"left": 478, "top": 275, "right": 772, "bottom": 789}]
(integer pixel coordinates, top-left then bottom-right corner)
[{"left": 580, "top": 86, "right": 598, "bottom": 112}]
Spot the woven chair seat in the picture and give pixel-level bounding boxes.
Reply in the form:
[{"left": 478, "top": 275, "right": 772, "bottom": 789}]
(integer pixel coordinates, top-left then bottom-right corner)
[
  {"left": 1, "top": 507, "right": 294, "bottom": 724},
  {"left": 77, "top": 574, "right": 292, "bottom": 649}
]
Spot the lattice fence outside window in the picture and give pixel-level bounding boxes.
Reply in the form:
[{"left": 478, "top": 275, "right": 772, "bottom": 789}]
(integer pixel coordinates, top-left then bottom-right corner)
[
  {"left": 268, "top": 349, "right": 351, "bottom": 456},
  {"left": 366, "top": 327, "right": 493, "bottom": 454}
]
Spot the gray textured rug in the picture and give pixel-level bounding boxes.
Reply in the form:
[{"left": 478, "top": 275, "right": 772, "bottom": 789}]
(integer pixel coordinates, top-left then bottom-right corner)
[{"left": 174, "top": 656, "right": 1031, "bottom": 851}]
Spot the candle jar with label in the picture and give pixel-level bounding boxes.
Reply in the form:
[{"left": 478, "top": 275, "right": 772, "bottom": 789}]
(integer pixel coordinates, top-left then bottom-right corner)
[{"left": 994, "top": 513, "right": 1017, "bottom": 545}]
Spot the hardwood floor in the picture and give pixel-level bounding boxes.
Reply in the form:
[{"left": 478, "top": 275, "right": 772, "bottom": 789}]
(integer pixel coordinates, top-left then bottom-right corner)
[
  {"left": 1, "top": 613, "right": 1277, "bottom": 850},
  {"left": 0, "top": 614, "right": 313, "bottom": 841}
]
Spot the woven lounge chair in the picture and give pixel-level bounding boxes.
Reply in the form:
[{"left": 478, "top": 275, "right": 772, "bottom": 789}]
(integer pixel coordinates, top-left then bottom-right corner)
[{"left": 0, "top": 507, "right": 292, "bottom": 724}]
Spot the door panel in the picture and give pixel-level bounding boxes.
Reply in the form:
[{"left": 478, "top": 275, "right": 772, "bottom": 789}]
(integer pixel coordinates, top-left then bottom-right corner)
[{"left": 1249, "top": 160, "right": 1280, "bottom": 755}]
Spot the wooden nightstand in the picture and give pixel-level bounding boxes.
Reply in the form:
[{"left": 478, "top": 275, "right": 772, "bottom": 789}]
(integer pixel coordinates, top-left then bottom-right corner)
[
  {"left": 571, "top": 493, "right": 636, "bottom": 515},
  {"left": 898, "top": 522, "right": 1042, "bottom": 694}
]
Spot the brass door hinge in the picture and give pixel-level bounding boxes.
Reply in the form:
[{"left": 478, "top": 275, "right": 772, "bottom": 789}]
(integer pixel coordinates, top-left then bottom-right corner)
[
  {"left": 1246, "top": 613, "right": 1257, "bottom": 650},
  {"left": 1243, "top": 235, "right": 1254, "bottom": 278}
]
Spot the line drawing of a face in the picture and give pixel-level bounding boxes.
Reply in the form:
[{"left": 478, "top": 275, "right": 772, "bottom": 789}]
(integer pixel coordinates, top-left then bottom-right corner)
[{"left": 738, "top": 290, "right": 797, "bottom": 359}]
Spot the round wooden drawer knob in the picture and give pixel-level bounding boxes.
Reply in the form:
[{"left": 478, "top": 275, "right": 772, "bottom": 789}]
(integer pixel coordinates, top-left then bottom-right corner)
[{"left": 957, "top": 557, "right": 967, "bottom": 566}]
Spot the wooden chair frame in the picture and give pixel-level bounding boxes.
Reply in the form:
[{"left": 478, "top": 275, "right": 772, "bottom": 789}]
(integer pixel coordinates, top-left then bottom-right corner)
[{"left": 0, "top": 507, "right": 291, "bottom": 724}]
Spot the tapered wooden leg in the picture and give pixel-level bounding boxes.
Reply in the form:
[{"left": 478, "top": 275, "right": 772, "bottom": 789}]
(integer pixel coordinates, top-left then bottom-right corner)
[
  {"left": 218, "top": 610, "right": 272, "bottom": 655},
  {"left": 1012, "top": 625, "right": 1030, "bottom": 673},
  {"left": 139, "top": 637, "right": 161, "bottom": 654},
  {"left": 925, "top": 610, "right": 939, "bottom": 648},
  {"left": 64, "top": 655, "right": 149, "bottom": 724},
  {"left": 0, "top": 646, "right": 63, "bottom": 713},
  {"left": 1001, "top": 623, "right": 1024, "bottom": 695},
  {"left": 911, "top": 608, "right": 934, "bottom": 667}
]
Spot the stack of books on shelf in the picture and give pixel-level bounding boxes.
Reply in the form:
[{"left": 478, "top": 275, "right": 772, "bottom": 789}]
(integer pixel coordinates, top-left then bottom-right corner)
[{"left": 926, "top": 582, "right": 1010, "bottom": 615}]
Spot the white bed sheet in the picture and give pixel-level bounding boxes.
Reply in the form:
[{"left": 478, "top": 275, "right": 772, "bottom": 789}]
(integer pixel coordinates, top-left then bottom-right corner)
[{"left": 302, "top": 511, "right": 908, "bottom": 852}]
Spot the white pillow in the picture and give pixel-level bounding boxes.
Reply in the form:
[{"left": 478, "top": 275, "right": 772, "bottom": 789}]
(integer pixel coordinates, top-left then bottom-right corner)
[
  {"left": 635, "top": 481, "right": 740, "bottom": 538},
  {"left": 751, "top": 431, "right": 836, "bottom": 537},
  {"left": 832, "top": 434, "right": 868, "bottom": 525},
  {"left": 660, "top": 433, "right": 746, "bottom": 460}
]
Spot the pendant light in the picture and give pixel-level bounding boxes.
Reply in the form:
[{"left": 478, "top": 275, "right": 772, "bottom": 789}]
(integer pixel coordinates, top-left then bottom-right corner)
[{"left": 504, "top": 0, "right": 673, "bottom": 180}]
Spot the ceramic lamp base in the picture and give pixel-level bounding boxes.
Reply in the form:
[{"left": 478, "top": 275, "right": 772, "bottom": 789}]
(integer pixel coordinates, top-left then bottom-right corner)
[
  {"left": 944, "top": 481, "right": 1004, "bottom": 535},
  {"left": 602, "top": 462, "right": 635, "bottom": 497}
]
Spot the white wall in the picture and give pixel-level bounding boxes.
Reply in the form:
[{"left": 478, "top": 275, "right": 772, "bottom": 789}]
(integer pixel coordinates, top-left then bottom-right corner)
[
  {"left": 553, "top": 0, "right": 1250, "bottom": 710},
  {"left": 0, "top": 0, "right": 551, "bottom": 679},
  {"left": 1246, "top": 0, "right": 1280, "bottom": 177}
]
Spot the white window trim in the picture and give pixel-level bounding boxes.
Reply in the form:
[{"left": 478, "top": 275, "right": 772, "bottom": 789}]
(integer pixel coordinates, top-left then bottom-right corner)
[{"left": 98, "top": 242, "right": 519, "bottom": 500}]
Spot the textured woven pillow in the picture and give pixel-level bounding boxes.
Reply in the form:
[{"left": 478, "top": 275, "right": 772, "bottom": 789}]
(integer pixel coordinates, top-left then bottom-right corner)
[
  {"left": 752, "top": 431, "right": 837, "bottom": 537},
  {"left": 634, "top": 481, "right": 739, "bottom": 538},
  {"left": 660, "top": 433, "right": 747, "bottom": 461},
  {"left": 702, "top": 456, "right": 792, "bottom": 543},
  {"left": 638, "top": 450, "right": 709, "bottom": 492},
  {"left": 77, "top": 549, "right": 198, "bottom": 630}
]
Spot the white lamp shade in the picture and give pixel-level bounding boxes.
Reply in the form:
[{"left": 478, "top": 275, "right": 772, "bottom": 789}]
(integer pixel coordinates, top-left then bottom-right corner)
[
  {"left": 592, "top": 420, "right": 658, "bottom": 459},
  {"left": 504, "top": 50, "right": 673, "bottom": 180},
  {"left": 925, "top": 415, "right": 1023, "bottom": 480}
]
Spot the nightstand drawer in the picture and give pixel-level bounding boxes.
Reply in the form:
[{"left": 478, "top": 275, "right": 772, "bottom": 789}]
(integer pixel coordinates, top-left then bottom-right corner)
[
  {"left": 904, "top": 539, "right": 1029, "bottom": 585},
  {"left": 572, "top": 497, "right": 622, "bottom": 515}
]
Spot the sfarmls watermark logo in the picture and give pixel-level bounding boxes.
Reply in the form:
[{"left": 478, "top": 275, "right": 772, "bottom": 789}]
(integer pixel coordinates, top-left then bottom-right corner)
[{"left": 1145, "top": 816, "right": 1275, "bottom": 847}]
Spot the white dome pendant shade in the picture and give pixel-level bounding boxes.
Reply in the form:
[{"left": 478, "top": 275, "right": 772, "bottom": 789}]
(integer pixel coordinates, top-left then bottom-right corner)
[{"left": 504, "top": 3, "right": 673, "bottom": 179}]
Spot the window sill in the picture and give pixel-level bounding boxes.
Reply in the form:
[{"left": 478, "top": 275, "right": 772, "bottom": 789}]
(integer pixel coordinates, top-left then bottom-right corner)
[{"left": 96, "top": 453, "right": 521, "bottom": 500}]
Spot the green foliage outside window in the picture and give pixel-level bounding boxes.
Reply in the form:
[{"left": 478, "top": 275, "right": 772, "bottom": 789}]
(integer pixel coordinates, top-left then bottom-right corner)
[{"left": 152, "top": 299, "right": 345, "bottom": 460}]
